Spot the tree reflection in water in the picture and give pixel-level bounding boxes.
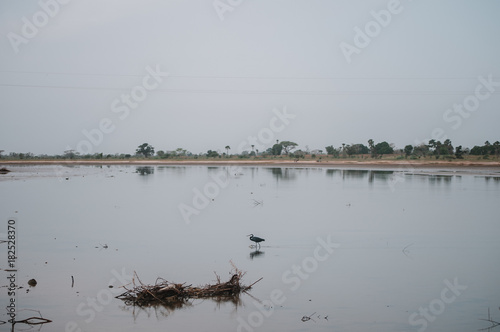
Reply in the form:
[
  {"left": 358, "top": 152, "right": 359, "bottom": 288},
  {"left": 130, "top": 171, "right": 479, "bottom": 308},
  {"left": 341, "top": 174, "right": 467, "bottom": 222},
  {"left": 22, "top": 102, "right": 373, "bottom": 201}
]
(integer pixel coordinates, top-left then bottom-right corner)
[{"left": 136, "top": 166, "right": 154, "bottom": 176}]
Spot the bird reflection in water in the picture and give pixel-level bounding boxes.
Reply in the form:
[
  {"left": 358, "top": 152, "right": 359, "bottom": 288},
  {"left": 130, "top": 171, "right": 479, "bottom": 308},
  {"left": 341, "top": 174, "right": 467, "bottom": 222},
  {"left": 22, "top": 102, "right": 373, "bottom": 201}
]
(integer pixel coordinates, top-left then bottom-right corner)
[{"left": 249, "top": 248, "right": 265, "bottom": 260}]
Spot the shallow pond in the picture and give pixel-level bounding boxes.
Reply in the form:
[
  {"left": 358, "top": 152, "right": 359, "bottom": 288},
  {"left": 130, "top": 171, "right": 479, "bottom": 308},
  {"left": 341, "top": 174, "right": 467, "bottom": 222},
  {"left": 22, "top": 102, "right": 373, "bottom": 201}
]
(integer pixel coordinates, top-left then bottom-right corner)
[{"left": 0, "top": 165, "right": 499, "bottom": 332}]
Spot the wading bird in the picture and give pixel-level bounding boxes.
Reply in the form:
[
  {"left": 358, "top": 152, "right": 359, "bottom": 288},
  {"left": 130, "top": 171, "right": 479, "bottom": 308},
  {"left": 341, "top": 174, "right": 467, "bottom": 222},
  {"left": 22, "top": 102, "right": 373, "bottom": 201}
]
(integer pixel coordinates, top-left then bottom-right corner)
[{"left": 247, "top": 234, "right": 265, "bottom": 248}]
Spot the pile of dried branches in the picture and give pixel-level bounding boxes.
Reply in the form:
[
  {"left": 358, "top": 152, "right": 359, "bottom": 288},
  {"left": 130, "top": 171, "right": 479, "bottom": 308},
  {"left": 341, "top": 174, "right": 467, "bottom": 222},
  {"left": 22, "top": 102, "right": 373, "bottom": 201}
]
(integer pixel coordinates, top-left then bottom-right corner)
[
  {"left": 0, "top": 167, "right": 11, "bottom": 174},
  {"left": 116, "top": 265, "right": 262, "bottom": 307}
]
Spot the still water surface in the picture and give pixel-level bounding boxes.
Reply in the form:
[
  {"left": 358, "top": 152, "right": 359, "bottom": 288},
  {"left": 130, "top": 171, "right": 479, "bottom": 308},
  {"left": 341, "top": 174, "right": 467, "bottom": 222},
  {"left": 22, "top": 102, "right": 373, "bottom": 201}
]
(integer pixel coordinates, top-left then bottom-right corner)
[{"left": 0, "top": 165, "right": 499, "bottom": 332}]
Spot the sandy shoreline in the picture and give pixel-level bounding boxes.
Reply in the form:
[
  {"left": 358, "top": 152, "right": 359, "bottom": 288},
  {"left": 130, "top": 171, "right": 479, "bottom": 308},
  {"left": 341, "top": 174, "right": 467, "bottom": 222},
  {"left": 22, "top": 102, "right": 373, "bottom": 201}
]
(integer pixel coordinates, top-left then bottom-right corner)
[{"left": 1, "top": 159, "right": 499, "bottom": 169}]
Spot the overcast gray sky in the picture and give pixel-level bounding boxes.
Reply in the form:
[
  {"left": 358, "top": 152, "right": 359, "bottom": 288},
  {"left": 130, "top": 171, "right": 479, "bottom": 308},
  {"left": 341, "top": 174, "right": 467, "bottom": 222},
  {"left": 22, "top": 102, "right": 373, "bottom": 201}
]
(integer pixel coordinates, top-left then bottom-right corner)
[{"left": 1, "top": 0, "right": 499, "bottom": 155}]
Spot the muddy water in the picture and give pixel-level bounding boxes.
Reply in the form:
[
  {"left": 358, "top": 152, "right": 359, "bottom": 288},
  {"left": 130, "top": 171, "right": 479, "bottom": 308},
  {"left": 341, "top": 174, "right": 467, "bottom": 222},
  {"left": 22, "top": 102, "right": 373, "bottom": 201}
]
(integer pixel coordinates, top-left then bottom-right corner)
[{"left": 0, "top": 165, "right": 499, "bottom": 332}]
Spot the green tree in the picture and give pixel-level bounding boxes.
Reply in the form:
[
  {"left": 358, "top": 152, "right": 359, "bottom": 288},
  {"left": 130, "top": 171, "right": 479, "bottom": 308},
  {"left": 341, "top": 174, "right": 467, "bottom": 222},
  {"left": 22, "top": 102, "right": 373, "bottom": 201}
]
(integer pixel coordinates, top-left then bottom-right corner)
[
  {"left": 493, "top": 141, "right": 500, "bottom": 158},
  {"left": 443, "top": 139, "right": 454, "bottom": 155},
  {"left": 350, "top": 144, "right": 369, "bottom": 155},
  {"left": 437, "top": 141, "right": 449, "bottom": 158},
  {"left": 325, "top": 145, "right": 339, "bottom": 157},
  {"left": 225, "top": 145, "right": 231, "bottom": 158},
  {"left": 136, "top": 143, "right": 155, "bottom": 158},
  {"left": 293, "top": 150, "right": 305, "bottom": 159},
  {"left": 175, "top": 148, "right": 187, "bottom": 156},
  {"left": 470, "top": 145, "right": 484, "bottom": 155},
  {"left": 375, "top": 141, "right": 394, "bottom": 155},
  {"left": 281, "top": 141, "right": 298, "bottom": 155},
  {"left": 428, "top": 139, "right": 437, "bottom": 153},
  {"left": 344, "top": 145, "right": 354, "bottom": 157},
  {"left": 271, "top": 143, "right": 283, "bottom": 156},
  {"left": 64, "top": 149, "right": 77, "bottom": 159},
  {"left": 368, "top": 139, "right": 376, "bottom": 158},
  {"left": 454, "top": 146, "right": 464, "bottom": 159},
  {"left": 484, "top": 141, "right": 494, "bottom": 155},
  {"left": 413, "top": 144, "right": 429, "bottom": 157},
  {"left": 428, "top": 139, "right": 444, "bottom": 158},
  {"left": 404, "top": 145, "right": 413, "bottom": 158},
  {"left": 206, "top": 150, "right": 219, "bottom": 158}
]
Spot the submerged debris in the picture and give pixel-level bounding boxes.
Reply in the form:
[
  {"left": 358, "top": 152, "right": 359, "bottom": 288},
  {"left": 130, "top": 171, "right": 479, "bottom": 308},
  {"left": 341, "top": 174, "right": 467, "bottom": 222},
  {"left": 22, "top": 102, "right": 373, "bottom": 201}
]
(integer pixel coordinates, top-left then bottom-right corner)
[
  {"left": 0, "top": 167, "right": 11, "bottom": 174},
  {"left": 252, "top": 199, "right": 263, "bottom": 207},
  {"left": 116, "top": 265, "right": 262, "bottom": 307},
  {"left": 301, "top": 312, "right": 316, "bottom": 322},
  {"left": 479, "top": 307, "right": 500, "bottom": 331},
  {"left": 301, "top": 312, "right": 330, "bottom": 322}
]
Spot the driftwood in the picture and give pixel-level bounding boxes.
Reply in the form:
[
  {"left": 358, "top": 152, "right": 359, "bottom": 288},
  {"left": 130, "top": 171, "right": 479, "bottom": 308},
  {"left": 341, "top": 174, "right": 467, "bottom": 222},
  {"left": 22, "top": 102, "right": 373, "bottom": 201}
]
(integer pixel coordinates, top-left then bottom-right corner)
[
  {"left": 15, "top": 317, "right": 52, "bottom": 325},
  {"left": 116, "top": 265, "right": 262, "bottom": 308},
  {"left": 0, "top": 310, "right": 52, "bottom": 328}
]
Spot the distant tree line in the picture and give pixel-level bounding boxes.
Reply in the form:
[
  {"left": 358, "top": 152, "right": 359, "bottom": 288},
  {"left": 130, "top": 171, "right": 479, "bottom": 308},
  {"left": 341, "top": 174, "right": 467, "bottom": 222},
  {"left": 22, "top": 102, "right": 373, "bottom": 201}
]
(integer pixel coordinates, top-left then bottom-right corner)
[
  {"left": 325, "top": 140, "right": 393, "bottom": 158},
  {"left": 322, "top": 139, "right": 500, "bottom": 160},
  {"left": 469, "top": 141, "right": 500, "bottom": 157},
  {"left": 1, "top": 139, "right": 499, "bottom": 160},
  {"left": 400, "top": 140, "right": 500, "bottom": 160}
]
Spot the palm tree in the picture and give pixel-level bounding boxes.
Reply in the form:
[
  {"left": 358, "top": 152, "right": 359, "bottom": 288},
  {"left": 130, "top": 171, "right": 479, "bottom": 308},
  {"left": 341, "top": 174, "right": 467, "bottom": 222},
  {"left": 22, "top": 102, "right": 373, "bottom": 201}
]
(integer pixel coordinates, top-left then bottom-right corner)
[
  {"left": 225, "top": 146, "right": 231, "bottom": 158},
  {"left": 368, "top": 139, "right": 376, "bottom": 158}
]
